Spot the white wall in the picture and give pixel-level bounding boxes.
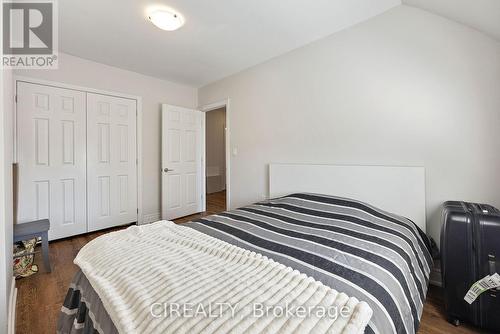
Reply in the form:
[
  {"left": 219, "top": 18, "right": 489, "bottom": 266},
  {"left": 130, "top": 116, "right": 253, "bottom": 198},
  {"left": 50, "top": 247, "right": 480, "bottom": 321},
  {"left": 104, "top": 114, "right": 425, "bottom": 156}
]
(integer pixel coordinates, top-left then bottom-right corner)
[
  {"left": 0, "top": 5, "right": 15, "bottom": 330},
  {"left": 15, "top": 53, "right": 198, "bottom": 220},
  {"left": 199, "top": 5, "right": 500, "bottom": 245},
  {"left": 206, "top": 107, "right": 226, "bottom": 194},
  {"left": 0, "top": 74, "right": 14, "bottom": 334},
  {"left": 403, "top": 0, "right": 500, "bottom": 41}
]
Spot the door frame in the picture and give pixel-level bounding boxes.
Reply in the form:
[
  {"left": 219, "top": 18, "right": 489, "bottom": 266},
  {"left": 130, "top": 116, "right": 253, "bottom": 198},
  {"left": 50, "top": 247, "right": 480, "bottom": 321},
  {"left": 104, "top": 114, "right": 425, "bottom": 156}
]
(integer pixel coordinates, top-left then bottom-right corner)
[
  {"left": 199, "top": 98, "right": 231, "bottom": 211},
  {"left": 13, "top": 76, "right": 144, "bottom": 225}
]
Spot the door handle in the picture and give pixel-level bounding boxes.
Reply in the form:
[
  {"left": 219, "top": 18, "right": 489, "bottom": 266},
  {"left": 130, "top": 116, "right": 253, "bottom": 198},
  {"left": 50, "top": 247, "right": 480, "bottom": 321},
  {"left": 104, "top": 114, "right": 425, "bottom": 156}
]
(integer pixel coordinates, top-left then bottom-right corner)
[{"left": 163, "top": 168, "right": 174, "bottom": 173}]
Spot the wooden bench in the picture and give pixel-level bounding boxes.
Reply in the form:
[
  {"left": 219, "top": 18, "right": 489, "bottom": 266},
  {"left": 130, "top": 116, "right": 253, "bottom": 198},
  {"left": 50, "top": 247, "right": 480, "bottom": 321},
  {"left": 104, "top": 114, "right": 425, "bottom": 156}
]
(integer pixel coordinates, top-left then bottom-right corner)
[{"left": 14, "top": 219, "right": 51, "bottom": 272}]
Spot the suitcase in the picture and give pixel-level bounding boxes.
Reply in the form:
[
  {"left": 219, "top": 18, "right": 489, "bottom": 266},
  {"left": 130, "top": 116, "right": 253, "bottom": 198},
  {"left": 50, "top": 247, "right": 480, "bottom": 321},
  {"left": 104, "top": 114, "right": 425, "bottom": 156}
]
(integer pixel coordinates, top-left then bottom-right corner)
[{"left": 441, "top": 201, "right": 500, "bottom": 332}]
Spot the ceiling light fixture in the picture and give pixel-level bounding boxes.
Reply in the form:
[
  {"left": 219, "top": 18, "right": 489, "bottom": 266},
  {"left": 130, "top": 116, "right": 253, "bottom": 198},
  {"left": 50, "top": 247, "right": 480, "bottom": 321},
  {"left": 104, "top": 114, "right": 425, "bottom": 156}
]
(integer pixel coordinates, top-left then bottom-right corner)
[{"left": 148, "top": 9, "right": 184, "bottom": 31}]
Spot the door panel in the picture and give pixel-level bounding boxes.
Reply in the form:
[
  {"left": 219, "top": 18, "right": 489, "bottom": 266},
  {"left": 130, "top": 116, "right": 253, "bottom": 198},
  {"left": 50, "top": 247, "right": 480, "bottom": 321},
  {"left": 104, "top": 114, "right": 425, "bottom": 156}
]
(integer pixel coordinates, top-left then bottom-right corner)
[
  {"left": 17, "top": 82, "right": 87, "bottom": 240},
  {"left": 87, "top": 93, "right": 137, "bottom": 231},
  {"left": 162, "top": 104, "right": 203, "bottom": 220}
]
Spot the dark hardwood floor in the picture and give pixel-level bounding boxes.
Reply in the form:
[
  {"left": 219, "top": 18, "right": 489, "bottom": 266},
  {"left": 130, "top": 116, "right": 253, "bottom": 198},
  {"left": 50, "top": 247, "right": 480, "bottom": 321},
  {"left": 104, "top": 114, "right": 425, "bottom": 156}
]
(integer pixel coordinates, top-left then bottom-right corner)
[
  {"left": 418, "top": 286, "right": 482, "bottom": 334},
  {"left": 173, "top": 190, "right": 227, "bottom": 224},
  {"left": 15, "top": 190, "right": 226, "bottom": 334},
  {"left": 15, "top": 189, "right": 480, "bottom": 334}
]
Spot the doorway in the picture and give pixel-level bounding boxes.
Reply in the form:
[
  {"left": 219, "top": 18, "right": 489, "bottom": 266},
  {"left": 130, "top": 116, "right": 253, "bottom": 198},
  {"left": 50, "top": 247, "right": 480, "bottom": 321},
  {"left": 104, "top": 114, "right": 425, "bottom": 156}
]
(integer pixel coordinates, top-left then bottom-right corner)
[
  {"left": 161, "top": 100, "right": 230, "bottom": 222},
  {"left": 204, "top": 106, "right": 227, "bottom": 213}
]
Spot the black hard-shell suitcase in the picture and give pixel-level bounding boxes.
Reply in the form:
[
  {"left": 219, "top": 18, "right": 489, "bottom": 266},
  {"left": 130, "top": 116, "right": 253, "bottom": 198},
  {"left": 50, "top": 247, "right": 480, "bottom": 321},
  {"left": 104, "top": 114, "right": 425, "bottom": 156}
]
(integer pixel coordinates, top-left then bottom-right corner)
[{"left": 441, "top": 201, "right": 500, "bottom": 332}]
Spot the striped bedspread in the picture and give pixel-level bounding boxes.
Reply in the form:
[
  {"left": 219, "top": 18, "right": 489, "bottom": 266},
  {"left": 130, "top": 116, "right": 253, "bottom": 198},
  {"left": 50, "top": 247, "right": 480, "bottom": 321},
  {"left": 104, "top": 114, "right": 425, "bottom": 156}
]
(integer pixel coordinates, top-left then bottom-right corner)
[
  {"left": 185, "top": 193, "right": 433, "bottom": 334},
  {"left": 71, "top": 221, "right": 373, "bottom": 334}
]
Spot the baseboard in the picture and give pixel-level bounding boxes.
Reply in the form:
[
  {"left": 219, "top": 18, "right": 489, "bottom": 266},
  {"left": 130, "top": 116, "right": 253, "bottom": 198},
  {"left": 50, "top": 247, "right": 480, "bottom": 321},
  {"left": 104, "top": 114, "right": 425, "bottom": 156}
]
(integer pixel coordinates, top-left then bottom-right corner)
[
  {"left": 8, "top": 277, "right": 17, "bottom": 334},
  {"left": 429, "top": 259, "right": 442, "bottom": 287},
  {"left": 142, "top": 212, "right": 161, "bottom": 224},
  {"left": 429, "top": 274, "right": 442, "bottom": 287}
]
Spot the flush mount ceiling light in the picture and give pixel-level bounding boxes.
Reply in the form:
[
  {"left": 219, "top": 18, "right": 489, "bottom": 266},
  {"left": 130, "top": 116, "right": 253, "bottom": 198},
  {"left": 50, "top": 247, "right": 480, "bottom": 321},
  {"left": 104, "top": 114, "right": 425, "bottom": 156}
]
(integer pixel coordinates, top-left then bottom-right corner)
[{"left": 148, "top": 9, "right": 184, "bottom": 31}]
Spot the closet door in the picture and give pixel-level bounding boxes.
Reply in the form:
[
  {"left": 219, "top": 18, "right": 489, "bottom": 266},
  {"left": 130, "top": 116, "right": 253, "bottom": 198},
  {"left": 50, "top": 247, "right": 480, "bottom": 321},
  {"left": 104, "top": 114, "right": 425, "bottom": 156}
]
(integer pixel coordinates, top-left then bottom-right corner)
[
  {"left": 17, "top": 82, "right": 87, "bottom": 240},
  {"left": 87, "top": 93, "right": 137, "bottom": 231}
]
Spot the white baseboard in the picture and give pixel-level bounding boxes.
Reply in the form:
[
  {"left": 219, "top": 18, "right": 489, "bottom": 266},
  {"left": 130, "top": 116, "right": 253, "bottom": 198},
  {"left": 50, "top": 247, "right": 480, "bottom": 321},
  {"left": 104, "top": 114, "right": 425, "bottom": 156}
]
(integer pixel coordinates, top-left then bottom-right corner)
[
  {"left": 429, "top": 260, "right": 442, "bottom": 287},
  {"left": 8, "top": 277, "right": 16, "bottom": 334},
  {"left": 142, "top": 212, "right": 161, "bottom": 224}
]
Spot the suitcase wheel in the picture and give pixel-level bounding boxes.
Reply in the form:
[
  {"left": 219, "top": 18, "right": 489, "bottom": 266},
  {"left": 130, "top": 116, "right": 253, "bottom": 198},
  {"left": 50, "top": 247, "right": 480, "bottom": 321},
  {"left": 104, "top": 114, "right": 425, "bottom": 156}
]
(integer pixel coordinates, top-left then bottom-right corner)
[{"left": 451, "top": 319, "right": 460, "bottom": 327}]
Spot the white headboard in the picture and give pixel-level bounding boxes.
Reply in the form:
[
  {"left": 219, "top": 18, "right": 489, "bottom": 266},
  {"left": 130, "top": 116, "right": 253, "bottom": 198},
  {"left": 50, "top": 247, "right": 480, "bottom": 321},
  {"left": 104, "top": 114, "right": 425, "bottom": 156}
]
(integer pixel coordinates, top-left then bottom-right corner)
[{"left": 269, "top": 164, "right": 426, "bottom": 232}]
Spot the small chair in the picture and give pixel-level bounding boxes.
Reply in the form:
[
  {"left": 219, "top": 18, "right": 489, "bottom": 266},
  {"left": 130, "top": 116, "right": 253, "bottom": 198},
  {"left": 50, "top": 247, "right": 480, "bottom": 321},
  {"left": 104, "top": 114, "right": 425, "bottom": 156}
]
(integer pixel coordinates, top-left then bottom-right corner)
[{"left": 14, "top": 219, "right": 51, "bottom": 272}]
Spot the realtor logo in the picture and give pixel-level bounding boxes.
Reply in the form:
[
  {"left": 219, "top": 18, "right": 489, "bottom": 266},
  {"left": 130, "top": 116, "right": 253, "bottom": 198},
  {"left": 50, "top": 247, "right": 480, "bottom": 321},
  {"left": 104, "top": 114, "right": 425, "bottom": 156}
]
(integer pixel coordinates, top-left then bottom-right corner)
[{"left": 2, "top": 0, "right": 58, "bottom": 68}]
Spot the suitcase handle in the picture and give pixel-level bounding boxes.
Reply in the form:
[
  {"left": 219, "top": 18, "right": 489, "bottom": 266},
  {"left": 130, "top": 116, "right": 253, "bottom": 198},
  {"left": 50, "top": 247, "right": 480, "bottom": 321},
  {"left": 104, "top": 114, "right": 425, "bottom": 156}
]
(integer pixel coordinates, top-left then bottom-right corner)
[
  {"left": 489, "top": 254, "right": 497, "bottom": 275},
  {"left": 489, "top": 255, "right": 499, "bottom": 292}
]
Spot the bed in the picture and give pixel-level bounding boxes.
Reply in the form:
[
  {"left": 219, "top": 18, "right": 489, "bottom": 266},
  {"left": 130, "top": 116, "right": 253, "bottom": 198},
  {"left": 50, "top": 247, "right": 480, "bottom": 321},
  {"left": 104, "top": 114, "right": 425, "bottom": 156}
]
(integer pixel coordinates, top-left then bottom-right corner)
[{"left": 57, "top": 165, "right": 432, "bottom": 334}]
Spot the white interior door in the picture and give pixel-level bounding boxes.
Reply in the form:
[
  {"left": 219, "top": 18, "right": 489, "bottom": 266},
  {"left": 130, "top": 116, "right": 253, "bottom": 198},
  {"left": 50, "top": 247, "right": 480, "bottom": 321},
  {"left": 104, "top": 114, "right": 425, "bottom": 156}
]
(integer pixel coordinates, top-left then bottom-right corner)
[
  {"left": 87, "top": 93, "right": 137, "bottom": 231},
  {"left": 17, "top": 82, "right": 87, "bottom": 240},
  {"left": 162, "top": 104, "right": 203, "bottom": 220}
]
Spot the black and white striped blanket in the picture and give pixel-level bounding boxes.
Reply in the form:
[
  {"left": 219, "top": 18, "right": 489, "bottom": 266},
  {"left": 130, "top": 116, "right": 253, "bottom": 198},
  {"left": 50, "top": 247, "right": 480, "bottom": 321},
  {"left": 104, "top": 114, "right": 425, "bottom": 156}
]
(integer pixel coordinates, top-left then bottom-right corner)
[
  {"left": 186, "top": 193, "right": 432, "bottom": 334},
  {"left": 58, "top": 193, "right": 431, "bottom": 334}
]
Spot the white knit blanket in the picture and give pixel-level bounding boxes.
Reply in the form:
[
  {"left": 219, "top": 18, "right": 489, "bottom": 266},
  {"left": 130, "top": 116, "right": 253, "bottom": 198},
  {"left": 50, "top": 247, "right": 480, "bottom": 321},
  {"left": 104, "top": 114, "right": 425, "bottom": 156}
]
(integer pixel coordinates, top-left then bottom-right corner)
[{"left": 74, "top": 221, "right": 373, "bottom": 334}]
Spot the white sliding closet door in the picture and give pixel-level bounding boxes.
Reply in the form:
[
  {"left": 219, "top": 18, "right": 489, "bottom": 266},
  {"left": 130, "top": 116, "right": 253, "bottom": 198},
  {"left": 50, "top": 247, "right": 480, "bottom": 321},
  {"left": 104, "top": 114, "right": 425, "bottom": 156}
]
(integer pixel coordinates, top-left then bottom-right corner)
[
  {"left": 87, "top": 93, "right": 138, "bottom": 231},
  {"left": 17, "top": 82, "right": 87, "bottom": 240}
]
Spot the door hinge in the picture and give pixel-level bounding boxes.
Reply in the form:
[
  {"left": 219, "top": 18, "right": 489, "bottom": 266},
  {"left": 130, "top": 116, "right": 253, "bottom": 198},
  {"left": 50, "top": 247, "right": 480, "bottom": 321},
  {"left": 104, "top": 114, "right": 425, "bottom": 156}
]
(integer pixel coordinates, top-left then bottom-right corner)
[
  {"left": 137, "top": 208, "right": 139, "bottom": 214},
  {"left": 15, "top": 95, "right": 17, "bottom": 103}
]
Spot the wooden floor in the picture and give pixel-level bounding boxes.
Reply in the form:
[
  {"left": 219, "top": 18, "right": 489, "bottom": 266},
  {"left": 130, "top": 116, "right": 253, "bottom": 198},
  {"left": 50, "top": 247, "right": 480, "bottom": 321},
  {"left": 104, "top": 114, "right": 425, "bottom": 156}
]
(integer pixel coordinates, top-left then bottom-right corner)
[
  {"left": 15, "top": 190, "right": 226, "bottom": 334},
  {"left": 173, "top": 190, "right": 227, "bottom": 224},
  {"left": 418, "top": 286, "right": 481, "bottom": 334},
  {"left": 15, "top": 189, "right": 480, "bottom": 334}
]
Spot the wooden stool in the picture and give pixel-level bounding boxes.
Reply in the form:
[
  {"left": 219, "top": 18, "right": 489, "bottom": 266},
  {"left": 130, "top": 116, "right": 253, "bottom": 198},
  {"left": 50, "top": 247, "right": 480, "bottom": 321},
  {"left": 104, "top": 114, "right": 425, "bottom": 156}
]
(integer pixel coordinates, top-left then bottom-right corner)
[{"left": 14, "top": 219, "right": 51, "bottom": 272}]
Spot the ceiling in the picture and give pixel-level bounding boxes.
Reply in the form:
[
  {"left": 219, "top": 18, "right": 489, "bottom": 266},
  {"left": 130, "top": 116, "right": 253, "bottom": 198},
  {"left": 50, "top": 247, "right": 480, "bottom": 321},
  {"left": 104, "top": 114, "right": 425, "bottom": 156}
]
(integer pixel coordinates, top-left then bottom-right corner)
[
  {"left": 403, "top": 0, "right": 500, "bottom": 41},
  {"left": 59, "top": 0, "right": 401, "bottom": 87}
]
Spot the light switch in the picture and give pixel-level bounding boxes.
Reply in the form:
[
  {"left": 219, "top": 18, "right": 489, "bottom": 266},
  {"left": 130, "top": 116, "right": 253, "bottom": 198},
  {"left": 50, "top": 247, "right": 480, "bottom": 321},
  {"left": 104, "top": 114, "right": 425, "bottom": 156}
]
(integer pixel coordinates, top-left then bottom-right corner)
[{"left": 232, "top": 147, "right": 238, "bottom": 156}]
